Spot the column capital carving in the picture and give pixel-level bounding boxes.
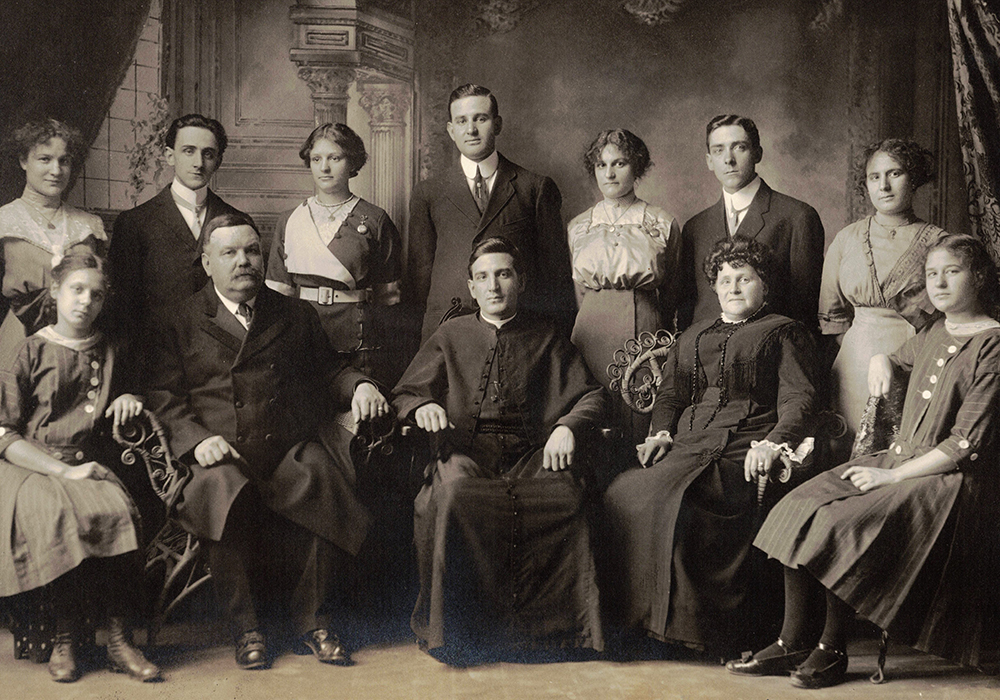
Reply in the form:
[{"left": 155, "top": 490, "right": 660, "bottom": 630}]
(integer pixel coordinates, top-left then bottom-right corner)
[
  {"left": 358, "top": 83, "right": 411, "bottom": 126},
  {"left": 296, "top": 65, "right": 357, "bottom": 96}
]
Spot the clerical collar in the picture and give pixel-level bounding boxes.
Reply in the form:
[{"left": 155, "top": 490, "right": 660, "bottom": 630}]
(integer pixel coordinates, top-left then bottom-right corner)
[
  {"left": 172, "top": 178, "right": 208, "bottom": 208},
  {"left": 723, "top": 175, "right": 761, "bottom": 213},
  {"left": 214, "top": 285, "right": 256, "bottom": 318},
  {"left": 480, "top": 312, "right": 515, "bottom": 329},
  {"left": 460, "top": 151, "right": 499, "bottom": 181}
]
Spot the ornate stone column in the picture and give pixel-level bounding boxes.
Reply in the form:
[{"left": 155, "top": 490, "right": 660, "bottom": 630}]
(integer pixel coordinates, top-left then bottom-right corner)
[
  {"left": 359, "top": 82, "right": 411, "bottom": 227},
  {"left": 296, "top": 66, "right": 357, "bottom": 125}
]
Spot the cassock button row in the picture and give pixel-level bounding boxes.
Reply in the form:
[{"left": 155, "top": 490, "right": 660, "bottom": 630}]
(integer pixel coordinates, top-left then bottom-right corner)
[
  {"left": 936, "top": 358, "right": 945, "bottom": 367},
  {"left": 929, "top": 375, "right": 937, "bottom": 384},
  {"left": 971, "top": 453, "right": 979, "bottom": 461},
  {"left": 75, "top": 451, "right": 84, "bottom": 460},
  {"left": 948, "top": 345, "right": 958, "bottom": 354},
  {"left": 87, "top": 390, "right": 97, "bottom": 399},
  {"left": 235, "top": 401, "right": 244, "bottom": 408},
  {"left": 921, "top": 390, "right": 932, "bottom": 399},
  {"left": 90, "top": 377, "right": 100, "bottom": 386},
  {"left": 84, "top": 405, "right": 95, "bottom": 414},
  {"left": 91, "top": 360, "right": 100, "bottom": 369},
  {"left": 959, "top": 439, "right": 970, "bottom": 449}
]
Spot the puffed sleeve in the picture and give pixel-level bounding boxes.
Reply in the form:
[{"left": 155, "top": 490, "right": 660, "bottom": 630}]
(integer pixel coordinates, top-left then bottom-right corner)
[
  {"left": 818, "top": 226, "right": 852, "bottom": 335},
  {"left": 936, "top": 333, "right": 1000, "bottom": 469},
  {"left": 265, "top": 209, "right": 296, "bottom": 297}
]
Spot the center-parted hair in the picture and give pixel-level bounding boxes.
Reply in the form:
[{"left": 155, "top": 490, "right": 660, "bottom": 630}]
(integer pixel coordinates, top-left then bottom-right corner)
[
  {"left": 10, "top": 119, "right": 85, "bottom": 168},
  {"left": 448, "top": 84, "right": 499, "bottom": 120},
  {"left": 927, "top": 233, "right": 1000, "bottom": 319},
  {"left": 165, "top": 114, "right": 228, "bottom": 158},
  {"left": 51, "top": 251, "right": 111, "bottom": 291},
  {"left": 705, "top": 114, "right": 761, "bottom": 153},
  {"left": 583, "top": 129, "right": 652, "bottom": 181},
  {"left": 703, "top": 236, "right": 774, "bottom": 290},
  {"left": 202, "top": 211, "right": 260, "bottom": 248},
  {"left": 298, "top": 123, "right": 368, "bottom": 178},
  {"left": 853, "top": 138, "right": 935, "bottom": 202},
  {"left": 468, "top": 237, "right": 524, "bottom": 278}
]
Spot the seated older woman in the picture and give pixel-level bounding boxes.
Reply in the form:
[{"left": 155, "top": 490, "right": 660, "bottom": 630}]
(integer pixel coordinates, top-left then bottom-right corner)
[{"left": 604, "top": 236, "right": 817, "bottom": 656}]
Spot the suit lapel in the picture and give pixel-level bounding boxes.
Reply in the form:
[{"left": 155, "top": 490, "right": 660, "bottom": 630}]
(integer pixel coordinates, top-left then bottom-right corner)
[
  {"left": 234, "top": 287, "right": 291, "bottom": 368},
  {"left": 198, "top": 287, "right": 245, "bottom": 355},
  {"left": 476, "top": 155, "right": 516, "bottom": 235},
  {"left": 737, "top": 179, "right": 772, "bottom": 240},
  {"left": 154, "top": 186, "right": 201, "bottom": 253},
  {"left": 444, "top": 165, "right": 483, "bottom": 226}
]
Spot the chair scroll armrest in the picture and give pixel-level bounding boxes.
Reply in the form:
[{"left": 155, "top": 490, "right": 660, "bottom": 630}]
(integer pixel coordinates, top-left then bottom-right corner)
[
  {"left": 607, "top": 330, "right": 676, "bottom": 414},
  {"left": 112, "top": 408, "right": 191, "bottom": 511}
]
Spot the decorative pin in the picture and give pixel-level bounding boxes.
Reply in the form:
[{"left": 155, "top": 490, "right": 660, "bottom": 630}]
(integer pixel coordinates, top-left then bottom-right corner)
[{"left": 357, "top": 214, "right": 369, "bottom": 235}]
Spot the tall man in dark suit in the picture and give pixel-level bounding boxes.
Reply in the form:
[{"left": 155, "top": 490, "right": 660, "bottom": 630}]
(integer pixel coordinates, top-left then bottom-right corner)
[
  {"left": 147, "top": 212, "right": 390, "bottom": 669},
  {"left": 109, "top": 114, "right": 243, "bottom": 348},
  {"left": 677, "top": 115, "right": 825, "bottom": 330},
  {"left": 404, "top": 84, "right": 576, "bottom": 343}
]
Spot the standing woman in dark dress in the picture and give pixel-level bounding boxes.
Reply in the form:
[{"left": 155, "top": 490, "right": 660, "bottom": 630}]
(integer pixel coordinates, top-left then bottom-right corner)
[
  {"left": 266, "top": 123, "right": 402, "bottom": 386},
  {"left": 604, "top": 237, "right": 817, "bottom": 655},
  {"left": 0, "top": 120, "right": 106, "bottom": 369},
  {"left": 730, "top": 234, "right": 1000, "bottom": 688}
]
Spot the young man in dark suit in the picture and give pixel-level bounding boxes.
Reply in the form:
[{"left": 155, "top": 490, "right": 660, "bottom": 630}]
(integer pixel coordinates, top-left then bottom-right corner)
[
  {"left": 677, "top": 114, "right": 825, "bottom": 331},
  {"left": 147, "top": 212, "right": 389, "bottom": 669},
  {"left": 108, "top": 114, "right": 244, "bottom": 348},
  {"left": 404, "top": 84, "right": 576, "bottom": 344}
]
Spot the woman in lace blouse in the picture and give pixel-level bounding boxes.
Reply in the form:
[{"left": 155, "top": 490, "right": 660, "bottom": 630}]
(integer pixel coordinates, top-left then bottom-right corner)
[
  {"left": 0, "top": 119, "right": 106, "bottom": 368},
  {"left": 567, "top": 129, "right": 680, "bottom": 443}
]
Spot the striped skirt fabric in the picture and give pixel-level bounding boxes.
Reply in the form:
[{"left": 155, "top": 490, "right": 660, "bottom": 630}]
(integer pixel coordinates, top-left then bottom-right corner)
[
  {"left": 1, "top": 463, "right": 140, "bottom": 596},
  {"left": 753, "top": 457, "right": 962, "bottom": 632}
]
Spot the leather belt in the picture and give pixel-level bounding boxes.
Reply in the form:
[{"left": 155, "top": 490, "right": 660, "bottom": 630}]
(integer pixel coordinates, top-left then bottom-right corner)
[{"left": 299, "top": 287, "right": 369, "bottom": 305}]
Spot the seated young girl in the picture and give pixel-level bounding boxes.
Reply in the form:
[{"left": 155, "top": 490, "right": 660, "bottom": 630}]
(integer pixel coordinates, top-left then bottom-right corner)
[
  {"left": 728, "top": 234, "right": 1000, "bottom": 688},
  {"left": 0, "top": 252, "right": 160, "bottom": 683}
]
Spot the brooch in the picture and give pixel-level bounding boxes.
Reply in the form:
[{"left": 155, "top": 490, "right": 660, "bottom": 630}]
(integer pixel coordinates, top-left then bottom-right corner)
[{"left": 357, "top": 214, "right": 369, "bottom": 235}]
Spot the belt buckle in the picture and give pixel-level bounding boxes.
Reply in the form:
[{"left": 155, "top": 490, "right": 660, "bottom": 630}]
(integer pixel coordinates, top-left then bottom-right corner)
[{"left": 317, "top": 286, "right": 334, "bottom": 305}]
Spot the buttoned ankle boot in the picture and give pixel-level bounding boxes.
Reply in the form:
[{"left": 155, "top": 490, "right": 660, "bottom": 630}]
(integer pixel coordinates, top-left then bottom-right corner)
[
  {"left": 106, "top": 617, "right": 161, "bottom": 681},
  {"left": 48, "top": 628, "right": 80, "bottom": 682}
]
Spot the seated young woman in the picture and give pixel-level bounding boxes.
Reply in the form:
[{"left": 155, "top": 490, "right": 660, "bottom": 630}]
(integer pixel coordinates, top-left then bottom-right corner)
[
  {"left": 729, "top": 233, "right": 1000, "bottom": 688},
  {"left": 603, "top": 236, "right": 818, "bottom": 656},
  {"left": 0, "top": 253, "right": 159, "bottom": 683}
]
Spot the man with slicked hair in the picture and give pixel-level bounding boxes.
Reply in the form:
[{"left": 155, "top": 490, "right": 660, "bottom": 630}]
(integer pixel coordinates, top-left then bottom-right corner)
[
  {"left": 677, "top": 114, "right": 824, "bottom": 331},
  {"left": 403, "top": 84, "right": 576, "bottom": 345}
]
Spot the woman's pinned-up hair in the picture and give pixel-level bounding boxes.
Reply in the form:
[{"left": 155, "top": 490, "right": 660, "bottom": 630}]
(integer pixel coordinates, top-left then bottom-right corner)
[{"left": 702, "top": 235, "right": 775, "bottom": 289}]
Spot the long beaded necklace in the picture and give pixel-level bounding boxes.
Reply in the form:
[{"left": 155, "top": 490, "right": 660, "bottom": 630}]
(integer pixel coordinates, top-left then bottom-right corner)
[{"left": 688, "top": 305, "right": 766, "bottom": 432}]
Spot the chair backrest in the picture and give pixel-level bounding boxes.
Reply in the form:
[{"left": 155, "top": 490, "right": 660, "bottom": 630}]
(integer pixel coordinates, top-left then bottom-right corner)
[
  {"left": 112, "top": 409, "right": 191, "bottom": 511},
  {"left": 606, "top": 329, "right": 676, "bottom": 414}
]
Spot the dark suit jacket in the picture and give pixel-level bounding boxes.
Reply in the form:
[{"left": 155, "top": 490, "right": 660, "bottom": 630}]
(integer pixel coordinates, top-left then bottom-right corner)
[
  {"left": 404, "top": 153, "right": 575, "bottom": 342},
  {"left": 146, "top": 285, "right": 370, "bottom": 554},
  {"left": 677, "top": 179, "right": 824, "bottom": 331},
  {"left": 108, "top": 185, "right": 244, "bottom": 338}
]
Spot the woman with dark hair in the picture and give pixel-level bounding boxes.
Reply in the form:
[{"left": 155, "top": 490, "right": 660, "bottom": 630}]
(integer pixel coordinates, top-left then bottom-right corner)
[
  {"left": 820, "top": 138, "right": 948, "bottom": 440},
  {"left": 567, "top": 129, "right": 680, "bottom": 442},
  {"left": 0, "top": 119, "right": 107, "bottom": 368},
  {"left": 604, "top": 236, "right": 817, "bottom": 655},
  {"left": 730, "top": 233, "right": 1000, "bottom": 688},
  {"left": 266, "top": 122, "right": 402, "bottom": 385}
]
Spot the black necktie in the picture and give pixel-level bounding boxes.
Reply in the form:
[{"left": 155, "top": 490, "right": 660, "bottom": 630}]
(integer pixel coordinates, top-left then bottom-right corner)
[
  {"left": 473, "top": 166, "right": 489, "bottom": 214},
  {"left": 237, "top": 302, "right": 253, "bottom": 327}
]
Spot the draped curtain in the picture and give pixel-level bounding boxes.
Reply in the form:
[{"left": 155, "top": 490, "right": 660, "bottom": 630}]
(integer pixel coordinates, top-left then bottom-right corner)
[
  {"left": 0, "top": 0, "right": 152, "bottom": 206},
  {"left": 947, "top": 0, "right": 1000, "bottom": 261}
]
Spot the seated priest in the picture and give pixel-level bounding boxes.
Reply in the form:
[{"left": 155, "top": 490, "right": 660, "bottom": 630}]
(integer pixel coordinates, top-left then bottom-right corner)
[
  {"left": 392, "top": 236, "right": 609, "bottom": 664},
  {"left": 147, "top": 212, "right": 389, "bottom": 670}
]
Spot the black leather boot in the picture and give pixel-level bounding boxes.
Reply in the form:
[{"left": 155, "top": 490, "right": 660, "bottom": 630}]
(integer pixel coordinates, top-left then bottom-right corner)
[
  {"left": 106, "top": 617, "right": 161, "bottom": 681},
  {"left": 48, "top": 630, "right": 80, "bottom": 682}
]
